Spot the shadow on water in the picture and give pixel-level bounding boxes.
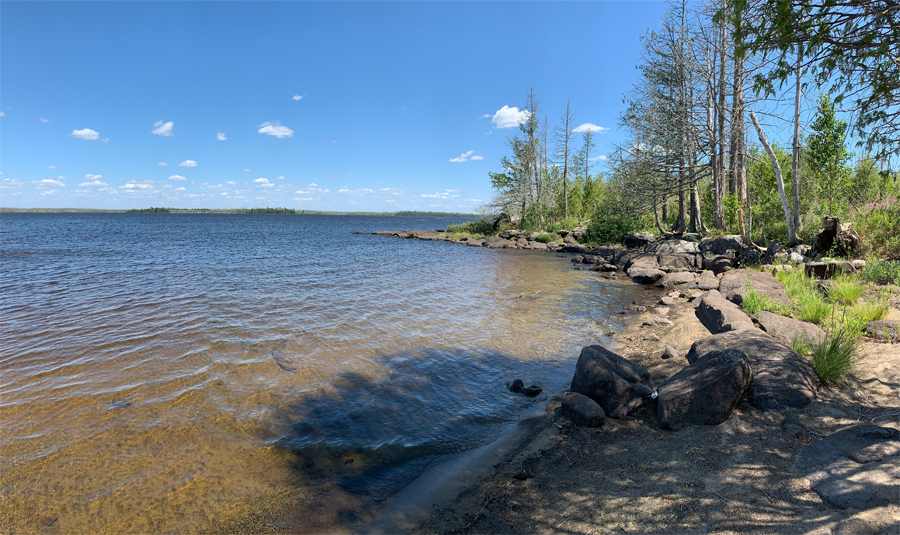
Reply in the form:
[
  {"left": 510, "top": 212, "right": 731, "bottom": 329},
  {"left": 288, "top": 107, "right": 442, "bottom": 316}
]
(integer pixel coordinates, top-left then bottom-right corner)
[{"left": 271, "top": 346, "right": 562, "bottom": 504}]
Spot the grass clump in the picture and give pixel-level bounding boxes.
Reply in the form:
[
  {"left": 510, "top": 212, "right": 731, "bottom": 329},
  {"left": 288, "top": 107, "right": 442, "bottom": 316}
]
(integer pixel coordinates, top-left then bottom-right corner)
[
  {"left": 827, "top": 275, "right": 866, "bottom": 306},
  {"left": 808, "top": 327, "right": 859, "bottom": 386},
  {"left": 535, "top": 233, "right": 562, "bottom": 244},
  {"left": 741, "top": 289, "right": 791, "bottom": 316},
  {"left": 776, "top": 269, "right": 831, "bottom": 324},
  {"left": 447, "top": 219, "right": 493, "bottom": 235}
]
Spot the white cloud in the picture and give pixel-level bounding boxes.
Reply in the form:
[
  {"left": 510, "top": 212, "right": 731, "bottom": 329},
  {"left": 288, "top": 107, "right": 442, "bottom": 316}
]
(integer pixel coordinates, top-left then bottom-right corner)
[
  {"left": 70, "top": 128, "right": 100, "bottom": 140},
  {"left": 85, "top": 174, "right": 103, "bottom": 180},
  {"left": 179, "top": 160, "right": 198, "bottom": 167},
  {"left": 470, "top": 155, "right": 484, "bottom": 161},
  {"left": 491, "top": 106, "right": 530, "bottom": 129},
  {"left": 0, "top": 112, "right": 5, "bottom": 117},
  {"left": 217, "top": 132, "right": 226, "bottom": 141},
  {"left": 309, "top": 183, "right": 317, "bottom": 187},
  {"left": 40, "top": 117, "right": 49, "bottom": 123},
  {"left": 253, "top": 178, "right": 274, "bottom": 187},
  {"left": 173, "top": 187, "right": 186, "bottom": 192},
  {"left": 294, "top": 197, "right": 314, "bottom": 201},
  {"left": 169, "top": 175, "right": 187, "bottom": 181},
  {"left": 38, "top": 178, "right": 66, "bottom": 187},
  {"left": 79, "top": 180, "right": 108, "bottom": 187},
  {"left": 258, "top": 121, "right": 294, "bottom": 138},
  {"left": 101, "top": 138, "right": 109, "bottom": 143},
  {"left": 277, "top": 176, "right": 285, "bottom": 180},
  {"left": 41, "top": 190, "right": 58, "bottom": 196},
  {"left": 226, "top": 181, "right": 237, "bottom": 185},
  {"left": 119, "top": 183, "right": 154, "bottom": 190},
  {"left": 450, "top": 150, "right": 475, "bottom": 163},
  {"left": 152, "top": 120, "right": 174, "bottom": 137},
  {"left": 292, "top": 95, "right": 303, "bottom": 101},
  {"left": 158, "top": 162, "right": 169, "bottom": 167},
  {"left": 419, "top": 189, "right": 460, "bottom": 200},
  {"left": 481, "top": 114, "right": 492, "bottom": 118},
  {"left": 57, "top": 176, "right": 66, "bottom": 180},
  {"left": 572, "top": 123, "right": 610, "bottom": 134},
  {"left": 47, "top": 166, "right": 56, "bottom": 169},
  {"left": 590, "top": 155, "right": 609, "bottom": 161},
  {"left": 243, "top": 169, "right": 251, "bottom": 172}
]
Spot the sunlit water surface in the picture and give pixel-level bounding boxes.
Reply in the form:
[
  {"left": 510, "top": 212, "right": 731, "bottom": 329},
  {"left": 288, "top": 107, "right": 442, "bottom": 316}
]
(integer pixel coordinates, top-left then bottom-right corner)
[{"left": 0, "top": 214, "right": 642, "bottom": 533}]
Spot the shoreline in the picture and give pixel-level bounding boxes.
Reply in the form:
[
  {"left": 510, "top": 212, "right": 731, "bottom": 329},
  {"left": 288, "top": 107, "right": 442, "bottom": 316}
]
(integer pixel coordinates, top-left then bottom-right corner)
[{"left": 365, "top": 229, "right": 900, "bottom": 535}]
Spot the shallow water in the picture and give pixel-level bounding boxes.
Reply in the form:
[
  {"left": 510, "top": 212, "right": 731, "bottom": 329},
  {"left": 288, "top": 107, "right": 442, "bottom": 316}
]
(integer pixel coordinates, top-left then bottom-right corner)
[{"left": 0, "top": 213, "right": 643, "bottom": 533}]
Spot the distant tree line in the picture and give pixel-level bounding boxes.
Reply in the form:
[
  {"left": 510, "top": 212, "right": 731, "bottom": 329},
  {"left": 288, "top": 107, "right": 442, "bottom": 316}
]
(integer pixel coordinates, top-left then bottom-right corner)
[{"left": 394, "top": 211, "right": 478, "bottom": 217}]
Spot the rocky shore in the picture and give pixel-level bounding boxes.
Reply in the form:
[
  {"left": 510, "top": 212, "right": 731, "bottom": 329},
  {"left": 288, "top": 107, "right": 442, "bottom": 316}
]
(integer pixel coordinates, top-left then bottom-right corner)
[{"left": 367, "top": 227, "right": 900, "bottom": 534}]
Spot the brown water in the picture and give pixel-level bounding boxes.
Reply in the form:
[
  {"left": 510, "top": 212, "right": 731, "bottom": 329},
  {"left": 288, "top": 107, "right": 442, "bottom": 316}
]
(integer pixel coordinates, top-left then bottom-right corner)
[{"left": 0, "top": 213, "right": 644, "bottom": 533}]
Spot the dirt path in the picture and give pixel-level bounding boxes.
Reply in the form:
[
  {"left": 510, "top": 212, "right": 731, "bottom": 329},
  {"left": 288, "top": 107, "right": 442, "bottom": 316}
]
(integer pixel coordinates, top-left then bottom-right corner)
[{"left": 409, "top": 290, "right": 900, "bottom": 535}]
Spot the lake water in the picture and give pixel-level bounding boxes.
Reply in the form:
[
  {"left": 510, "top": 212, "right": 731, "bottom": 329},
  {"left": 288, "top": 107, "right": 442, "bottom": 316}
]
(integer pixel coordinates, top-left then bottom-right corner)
[{"left": 0, "top": 213, "right": 644, "bottom": 533}]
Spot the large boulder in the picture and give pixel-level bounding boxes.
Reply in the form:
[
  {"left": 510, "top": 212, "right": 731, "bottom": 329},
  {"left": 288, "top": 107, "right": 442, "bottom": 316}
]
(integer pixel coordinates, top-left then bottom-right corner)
[
  {"left": 805, "top": 261, "right": 857, "bottom": 279},
  {"left": 569, "top": 345, "right": 654, "bottom": 419},
  {"left": 630, "top": 269, "right": 665, "bottom": 284},
  {"left": 700, "top": 235, "right": 744, "bottom": 256},
  {"left": 657, "top": 349, "right": 753, "bottom": 431},
  {"left": 623, "top": 232, "right": 657, "bottom": 249},
  {"left": 686, "top": 330, "right": 818, "bottom": 411},
  {"left": 694, "top": 290, "right": 757, "bottom": 334},
  {"left": 755, "top": 311, "right": 826, "bottom": 347},
  {"left": 697, "top": 270, "right": 720, "bottom": 290},
  {"left": 718, "top": 269, "right": 792, "bottom": 307},
  {"left": 560, "top": 392, "right": 607, "bottom": 428},
  {"left": 866, "top": 320, "right": 900, "bottom": 341},
  {"left": 481, "top": 236, "right": 512, "bottom": 249},
  {"left": 625, "top": 253, "right": 664, "bottom": 284},
  {"left": 794, "top": 425, "right": 900, "bottom": 510},
  {"left": 645, "top": 239, "right": 700, "bottom": 255},
  {"left": 657, "top": 253, "right": 700, "bottom": 270},
  {"left": 654, "top": 271, "right": 698, "bottom": 288}
]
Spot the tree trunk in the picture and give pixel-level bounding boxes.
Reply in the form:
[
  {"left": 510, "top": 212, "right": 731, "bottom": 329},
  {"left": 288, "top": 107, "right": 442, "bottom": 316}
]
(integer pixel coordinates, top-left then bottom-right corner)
[
  {"left": 750, "top": 111, "right": 796, "bottom": 244},
  {"left": 791, "top": 45, "right": 803, "bottom": 238},
  {"left": 716, "top": 0, "right": 728, "bottom": 228}
]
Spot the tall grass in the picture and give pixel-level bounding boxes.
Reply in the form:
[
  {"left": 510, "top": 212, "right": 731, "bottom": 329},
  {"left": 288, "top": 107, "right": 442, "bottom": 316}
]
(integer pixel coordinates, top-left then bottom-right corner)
[
  {"left": 741, "top": 289, "right": 792, "bottom": 316},
  {"left": 862, "top": 259, "right": 900, "bottom": 286},
  {"left": 809, "top": 327, "right": 859, "bottom": 386},
  {"left": 777, "top": 269, "right": 832, "bottom": 324},
  {"left": 827, "top": 275, "right": 866, "bottom": 306}
]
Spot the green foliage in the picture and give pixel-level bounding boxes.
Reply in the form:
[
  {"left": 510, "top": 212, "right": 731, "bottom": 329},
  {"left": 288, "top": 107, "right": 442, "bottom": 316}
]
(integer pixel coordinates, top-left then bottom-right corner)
[
  {"left": 519, "top": 203, "right": 551, "bottom": 233},
  {"left": 741, "top": 288, "right": 792, "bottom": 316},
  {"left": 747, "top": 145, "right": 793, "bottom": 243},
  {"left": 722, "top": 194, "right": 741, "bottom": 233},
  {"left": 776, "top": 269, "right": 831, "bottom": 324},
  {"left": 809, "top": 327, "right": 859, "bottom": 387},
  {"left": 535, "top": 233, "right": 562, "bottom": 244},
  {"left": 126, "top": 206, "right": 171, "bottom": 213},
  {"left": 580, "top": 215, "right": 641, "bottom": 246},
  {"left": 446, "top": 219, "right": 493, "bottom": 235},
  {"left": 862, "top": 259, "right": 900, "bottom": 285},
  {"left": 827, "top": 275, "right": 865, "bottom": 306},
  {"left": 849, "top": 298, "right": 889, "bottom": 325},
  {"left": 852, "top": 196, "right": 900, "bottom": 260},
  {"left": 807, "top": 94, "right": 854, "bottom": 217},
  {"left": 790, "top": 333, "right": 813, "bottom": 357}
]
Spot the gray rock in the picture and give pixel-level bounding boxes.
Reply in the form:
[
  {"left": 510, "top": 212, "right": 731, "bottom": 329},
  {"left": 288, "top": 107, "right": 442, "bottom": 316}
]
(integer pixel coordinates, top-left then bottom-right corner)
[
  {"left": 792, "top": 244, "right": 812, "bottom": 256},
  {"left": 466, "top": 239, "right": 485, "bottom": 247},
  {"left": 629, "top": 269, "right": 665, "bottom": 284},
  {"left": 530, "top": 241, "right": 548, "bottom": 251},
  {"left": 623, "top": 232, "right": 656, "bottom": 249},
  {"left": 788, "top": 252, "right": 807, "bottom": 264},
  {"left": 643, "top": 316, "right": 673, "bottom": 327},
  {"left": 660, "top": 296, "right": 675, "bottom": 306},
  {"left": 498, "top": 229, "right": 523, "bottom": 240},
  {"left": 624, "top": 253, "right": 660, "bottom": 272},
  {"left": 718, "top": 269, "right": 792, "bottom": 307},
  {"left": 645, "top": 240, "right": 700, "bottom": 255},
  {"left": 686, "top": 330, "right": 818, "bottom": 411},
  {"left": 805, "top": 261, "right": 857, "bottom": 279},
  {"left": 700, "top": 235, "right": 744, "bottom": 256},
  {"left": 657, "top": 253, "right": 700, "bottom": 270},
  {"left": 662, "top": 346, "right": 681, "bottom": 360},
  {"left": 581, "top": 254, "right": 602, "bottom": 264},
  {"left": 643, "top": 333, "right": 660, "bottom": 342},
  {"left": 657, "top": 349, "right": 753, "bottom": 431},
  {"left": 654, "top": 306, "right": 670, "bottom": 316},
  {"left": 694, "top": 290, "right": 757, "bottom": 334},
  {"left": 482, "top": 236, "right": 512, "bottom": 249},
  {"left": 564, "top": 234, "right": 578, "bottom": 245},
  {"left": 794, "top": 425, "right": 900, "bottom": 510},
  {"left": 755, "top": 311, "right": 825, "bottom": 347},
  {"left": 697, "top": 270, "right": 720, "bottom": 290},
  {"left": 560, "top": 392, "right": 607, "bottom": 427},
  {"left": 866, "top": 320, "right": 899, "bottom": 341},
  {"left": 654, "top": 271, "right": 697, "bottom": 288},
  {"left": 569, "top": 345, "right": 654, "bottom": 419}
]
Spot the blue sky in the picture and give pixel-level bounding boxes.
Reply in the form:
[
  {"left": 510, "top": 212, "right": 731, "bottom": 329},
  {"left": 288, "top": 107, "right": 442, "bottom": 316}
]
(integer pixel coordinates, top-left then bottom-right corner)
[{"left": 1, "top": 1, "right": 670, "bottom": 211}]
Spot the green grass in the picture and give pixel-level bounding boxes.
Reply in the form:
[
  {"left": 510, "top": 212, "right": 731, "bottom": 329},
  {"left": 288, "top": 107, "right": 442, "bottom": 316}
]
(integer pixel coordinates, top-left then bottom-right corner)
[
  {"left": 741, "top": 289, "right": 792, "bottom": 316},
  {"left": 809, "top": 327, "right": 859, "bottom": 386},
  {"left": 862, "top": 259, "right": 900, "bottom": 286},
  {"left": 776, "top": 269, "right": 832, "bottom": 324},
  {"left": 827, "top": 275, "right": 866, "bottom": 306},
  {"left": 535, "top": 233, "right": 562, "bottom": 244},
  {"left": 446, "top": 231, "right": 486, "bottom": 240},
  {"left": 446, "top": 219, "right": 494, "bottom": 235}
]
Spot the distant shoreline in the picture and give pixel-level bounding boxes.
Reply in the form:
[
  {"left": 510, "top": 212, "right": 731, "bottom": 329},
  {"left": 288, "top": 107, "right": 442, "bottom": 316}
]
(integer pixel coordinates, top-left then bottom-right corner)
[{"left": 0, "top": 208, "right": 479, "bottom": 217}]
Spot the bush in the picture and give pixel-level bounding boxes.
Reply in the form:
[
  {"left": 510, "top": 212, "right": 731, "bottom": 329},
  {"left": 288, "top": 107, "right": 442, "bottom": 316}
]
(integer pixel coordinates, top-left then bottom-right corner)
[
  {"left": 862, "top": 259, "right": 900, "bottom": 285},
  {"left": 852, "top": 195, "right": 900, "bottom": 259},
  {"left": 580, "top": 215, "right": 641, "bottom": 245},
  {"left": 446, "top": 219, "right": 493, "bottom": 235},
  {"left": 809, "top": 327, "right": 859, "bottom": 386},
  {"left": 535, "top": 233, "right": 562, "bottom": 244}
]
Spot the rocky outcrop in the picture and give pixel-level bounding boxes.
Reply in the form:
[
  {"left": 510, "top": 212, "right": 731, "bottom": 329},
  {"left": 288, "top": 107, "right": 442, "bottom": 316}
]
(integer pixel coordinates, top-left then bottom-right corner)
[
  {"left": 755, "top": 311, "right": 825, "bottom": 347},
  {"left": 700, "top": 235, "right": 745, "bottom": 256},
  {"left": 686, "top": 330, "right": 818, "bottom": 411},
  {"left": 694, "top": 290, "right": 757, "bottom": 334},
  {"left": 718, "top": 269, "right": 792, "bottom": 307},
  {"left": 654, "top": 271, "right": 697, "bottom": 288},
  {"left": 696, "top": 270, "right": 720, "bottom": 290},
  {"left": 623, "top": 232, "right": 656, "bottom": 249},
  {"left": 805, "top": 261, "right": 857, "bottom": 279},
  {"left": 866, "top": 320, "right": 899, "bottom": 341},
  {"left": 657, "top": 349, "right": 753, "bottom": 431},
  {"left": 560, "top": 392, "right": 607, "bottom": 428},
  {"left": 794, "top": 425, "right": 900, "bottom": 510},
  {"left": 569, "top": 345, "right": 654, "bottom": 419},
  {"left": 645, "top": 240, "right": 700, "bottom": 255}
]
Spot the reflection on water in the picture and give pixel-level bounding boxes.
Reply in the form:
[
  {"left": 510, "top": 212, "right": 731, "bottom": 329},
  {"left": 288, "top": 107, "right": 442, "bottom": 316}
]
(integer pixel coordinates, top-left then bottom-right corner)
[{"left": 0, "top": 214, "right": 643, "bottom": 533}]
